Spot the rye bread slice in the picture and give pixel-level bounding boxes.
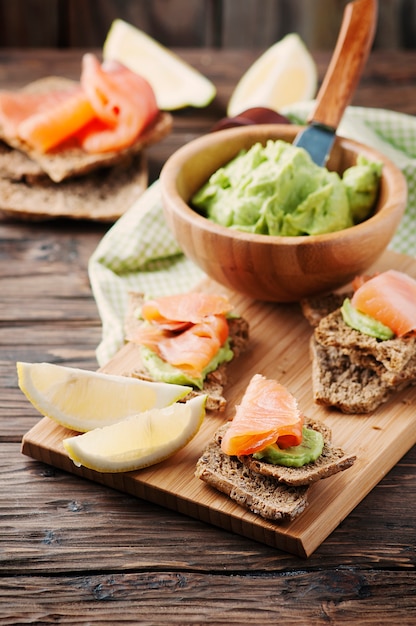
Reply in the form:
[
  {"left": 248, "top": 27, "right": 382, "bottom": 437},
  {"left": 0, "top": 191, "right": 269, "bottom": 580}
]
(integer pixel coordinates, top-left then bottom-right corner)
[
  {"left": 238, "top": 416, "right": 356, "bottom": 486},
  {"left": 302, "top": 293, "right": 416, "bottom": 412},
  {"left": 0, "top": 76, "right": 172, "bottom": 182},
  {"left": 125, "top": 292, "right": 250, "bottom": 413},
  {"left": 0, "top": 150, "right": 148, "bottom": 222},
  {"left": 314, "top": 308, "right": 416, "bottom": 377},
  {"left": 195, "top": 425, "right": 309, "bottom": 522},
  {"left": 310, "top": 337, "right": 403, "bottom": 413},
  {"left": 0, "top": 140, "right": 45, "bottom": 182}
]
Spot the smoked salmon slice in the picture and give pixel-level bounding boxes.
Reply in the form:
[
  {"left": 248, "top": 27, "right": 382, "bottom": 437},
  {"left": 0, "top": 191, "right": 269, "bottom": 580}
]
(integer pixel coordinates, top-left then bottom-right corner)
[
  {"left": 351, "top": 269, "right": 416, "bottom": 337},
  {"left": 0, "top": 53, "right": 158, "bottom": 154},
  {"left": 154, "top": 315, "right": 229, "bottom": 377},
  {"left": 79, "top": 54, "right": 158, "bottom": 153},
  {"left": 128, "top": 293, "right": 233, "bottom": 378},
  {"left": 18, "top": 88, "right": 96, "bottom": 153},
  {"left": 141, "top": 292, "right": 234, "bottom": 331},
  {"left": 220, "top": 374, "right": 304, "bottom": 456},
  {"left": 0, "top": 87, "right": 83, "bottom": 139}
]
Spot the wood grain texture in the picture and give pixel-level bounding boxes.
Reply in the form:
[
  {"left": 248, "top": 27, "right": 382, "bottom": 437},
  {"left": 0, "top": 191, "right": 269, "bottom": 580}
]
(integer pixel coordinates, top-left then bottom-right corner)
[
  {"left": 0, "top": 0, "right": 413, "bottom": 50},
  {"left": 21, "top": 250, "right": 416, "bottom": 557},
  {"left": 1, "top": 570, "right": 416, "bottom": 624}
]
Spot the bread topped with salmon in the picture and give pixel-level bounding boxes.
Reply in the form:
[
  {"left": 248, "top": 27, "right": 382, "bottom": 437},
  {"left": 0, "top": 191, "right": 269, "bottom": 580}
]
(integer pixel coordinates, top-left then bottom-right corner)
[
  {"left": 0, "top": 54, "right": 172, "bottom": 220},
  {"left": 124, "top": 291, "right": 250, "bottom": 412},
  {"left": 195, "top": 374, "right": 355, "bottom": 521},
  {"left": 301, "top": 269, "right": 416, "bottom": 413}
]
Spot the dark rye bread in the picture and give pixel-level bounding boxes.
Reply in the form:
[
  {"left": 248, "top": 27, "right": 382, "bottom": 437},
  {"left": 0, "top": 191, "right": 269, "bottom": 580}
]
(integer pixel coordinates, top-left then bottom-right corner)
[
  {"left": 315, "top": 308, "right": 416, "bottom": 379},
  {"left": 195, "top": 425, "right": 309, "bottom": 522},
  {"left": 238, "top": 416, "right": 356, "bottom": 486},
  {"left": 310, "top": 339, "right": 401, "bottom": 413},
  {"left": 301, "top": 293, "right": 416, "bottom": 413},
  {"left": 125, "top": 292, "right": 250, "bottom": 413},
  {"left": 0, "top": 140, "right": 45, "bottom": 182},
  {"left": 0, "top": 76, "right": 172, "bottom": 183}
]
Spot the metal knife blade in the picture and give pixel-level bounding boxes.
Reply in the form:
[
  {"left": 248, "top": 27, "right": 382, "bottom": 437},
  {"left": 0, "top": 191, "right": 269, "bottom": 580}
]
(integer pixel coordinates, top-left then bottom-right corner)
[{"left": 293, "top": 0, "right": 378, "bottom": 166}]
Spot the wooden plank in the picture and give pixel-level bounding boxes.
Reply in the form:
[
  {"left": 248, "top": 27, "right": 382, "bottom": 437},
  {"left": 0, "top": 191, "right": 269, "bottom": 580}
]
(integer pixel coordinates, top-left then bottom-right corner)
[
  {"left": 0, "top": 571, "right": 416, "bottom": 623},
  {"left": 21, "top": 249, "right": 416, "bottom": 557}
]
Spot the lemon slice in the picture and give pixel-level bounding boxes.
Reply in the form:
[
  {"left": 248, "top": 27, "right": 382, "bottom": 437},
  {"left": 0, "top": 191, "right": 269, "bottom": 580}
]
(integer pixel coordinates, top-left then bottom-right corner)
[
  {"left": 17, "top": 361, "right": 191, "bottom": 432},
  {"left": 63, "top": 394, "right": 206, "bottom": 472},
  {"left": 103, "top": 19, "right": 216, "bottom": 110},
  {"left": 227, "top": 33, "right": 318, "bottom": 117}
]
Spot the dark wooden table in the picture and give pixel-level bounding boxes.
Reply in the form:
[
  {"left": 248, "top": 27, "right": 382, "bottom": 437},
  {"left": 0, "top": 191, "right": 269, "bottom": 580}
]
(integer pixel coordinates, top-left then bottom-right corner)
[{"left": 1, "top": 48, "right": 416, "bottom": 625}]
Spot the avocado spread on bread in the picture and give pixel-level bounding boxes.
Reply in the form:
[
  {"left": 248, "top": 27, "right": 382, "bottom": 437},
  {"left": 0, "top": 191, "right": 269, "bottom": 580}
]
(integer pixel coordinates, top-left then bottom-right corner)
[
  {"left": 253, "top": 426, "right": 324, "bottom": 467},
  {"left": 341, "top": 297, "right": 394, "bottom": 340}
]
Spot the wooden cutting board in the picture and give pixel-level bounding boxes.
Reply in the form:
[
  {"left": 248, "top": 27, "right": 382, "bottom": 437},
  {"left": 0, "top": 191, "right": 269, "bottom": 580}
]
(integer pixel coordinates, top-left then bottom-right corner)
[{"left": 21, "top": 249, "right": 416, "bottom": 557}]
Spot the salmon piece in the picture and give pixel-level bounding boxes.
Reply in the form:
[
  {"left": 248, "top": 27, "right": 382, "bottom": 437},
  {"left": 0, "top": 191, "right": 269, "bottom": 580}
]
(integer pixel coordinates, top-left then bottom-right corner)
[
  {"left": 130, "top": 314, "right": 229, "bottom": 378},
  {"left": 79, "top": 54, "right": 158, "bottom": 153},
  {"left": 351, "top": 269, "right": 416, "bottom": 337},
  {"left": 157, "top": 315, "right": 229, "bottom": 377},
  {"left": 18, "top": 89, "right": 96, "bottom": 152},
  {"left": 221, "top": 374, "right": 304, "bottom": 456},
  {"left": 128, "top": 292, "right": 234, "bottom": 377},
  {"left": 141, "top": 292, "right": 234, "bottom": 331},
  {"left": 0, "top": 88, "right": 80, "bottom": 138},
  {"left": 0, "top": 53, "right": 158, "bottom": 154}
]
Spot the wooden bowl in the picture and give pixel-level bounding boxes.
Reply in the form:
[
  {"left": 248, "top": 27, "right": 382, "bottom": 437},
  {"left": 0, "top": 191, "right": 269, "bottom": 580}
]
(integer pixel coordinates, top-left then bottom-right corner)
[{"left": 160, "top": 125, "right": 407, "bottom": 302}]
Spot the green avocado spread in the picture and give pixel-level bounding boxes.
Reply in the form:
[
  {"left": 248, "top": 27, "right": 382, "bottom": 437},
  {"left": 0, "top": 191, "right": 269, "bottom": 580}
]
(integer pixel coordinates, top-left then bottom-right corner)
[
  {"left": 341, "top": 297, "right": 394, "bottom": 340},
  {"left": 140, "top": 340, "right": 234, "bottom": 389},
  {"left": 191, "top": 140, "right": 382, "bottom": 237},
  {"left": 252, "top": 426, "right": 324, "bottom": 467}
]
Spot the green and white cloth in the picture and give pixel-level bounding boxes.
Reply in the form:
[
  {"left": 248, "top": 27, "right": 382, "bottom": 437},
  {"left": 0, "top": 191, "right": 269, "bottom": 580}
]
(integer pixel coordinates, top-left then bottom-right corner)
[{"left": 89, "top": 106, "right": 416, "bottom": 366}]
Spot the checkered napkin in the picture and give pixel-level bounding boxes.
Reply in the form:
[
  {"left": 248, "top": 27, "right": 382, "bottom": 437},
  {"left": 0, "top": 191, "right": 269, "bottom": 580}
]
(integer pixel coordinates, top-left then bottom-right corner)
[{"left": 89, "top": 106, "right": 416, "bottom": 366}]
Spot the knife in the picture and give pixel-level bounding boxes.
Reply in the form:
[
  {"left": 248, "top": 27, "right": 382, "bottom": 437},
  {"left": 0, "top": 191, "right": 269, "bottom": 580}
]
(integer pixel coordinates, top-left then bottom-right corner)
[{"left": 293, "top": 0, "right": 378, "bottom": 166}]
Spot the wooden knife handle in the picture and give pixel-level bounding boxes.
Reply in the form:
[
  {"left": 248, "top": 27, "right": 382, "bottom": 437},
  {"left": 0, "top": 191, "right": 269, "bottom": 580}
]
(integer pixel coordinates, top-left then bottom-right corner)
[{"left": 308, "top": 0, "right": 378, "bottom": 129}]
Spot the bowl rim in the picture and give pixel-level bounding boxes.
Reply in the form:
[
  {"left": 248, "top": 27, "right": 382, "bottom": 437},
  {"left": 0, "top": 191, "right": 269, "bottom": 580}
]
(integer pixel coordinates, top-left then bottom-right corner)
[{"left": 160, "top": 123, "right": 407, "bottom": 247}]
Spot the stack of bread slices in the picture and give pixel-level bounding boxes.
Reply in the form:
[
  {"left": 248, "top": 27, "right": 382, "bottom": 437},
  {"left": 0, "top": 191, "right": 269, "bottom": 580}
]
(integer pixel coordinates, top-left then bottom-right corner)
[
  {"left": 195, "top": 417, "right": 355, "bottom": 522},
  {"left": 0, "top": 76, "right": 172, "bottom": 221}
]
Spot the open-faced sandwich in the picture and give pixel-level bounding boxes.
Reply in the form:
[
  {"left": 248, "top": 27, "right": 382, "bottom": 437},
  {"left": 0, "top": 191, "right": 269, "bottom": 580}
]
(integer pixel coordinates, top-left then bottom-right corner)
[
  {"left": 0, "top": 53, "right": 172, "bottom": 221},
  {"left": 124, "top": 291, "right": 250, "bottom": 412},
  {"left": 301, "top": 269, "right": 416, "bottom": 413},
  {"left": 195, "top": 374, "right": 356, "bottom": 521}
]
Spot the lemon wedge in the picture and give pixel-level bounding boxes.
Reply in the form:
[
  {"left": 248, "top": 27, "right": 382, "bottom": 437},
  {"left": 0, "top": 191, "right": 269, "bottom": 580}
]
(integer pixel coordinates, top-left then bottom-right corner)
[
  {"left": 103, "top": 19, "right": 216, "bottom": 110},
  {"left": 63, "top": 394, "right": 206, "bottom": 472},
  {"left": 227, "top": 33, "right": 318, "bottom": 117},
  {"left": 17, "top": 361, "right": 191, "bottom": 432}
]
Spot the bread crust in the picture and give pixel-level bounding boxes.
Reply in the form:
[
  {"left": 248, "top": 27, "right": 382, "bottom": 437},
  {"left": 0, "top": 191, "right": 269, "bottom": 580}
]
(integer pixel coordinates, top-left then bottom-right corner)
[{"left": 0, "top": 149, "right": 148, "bottom": 222}]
